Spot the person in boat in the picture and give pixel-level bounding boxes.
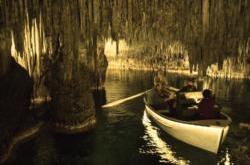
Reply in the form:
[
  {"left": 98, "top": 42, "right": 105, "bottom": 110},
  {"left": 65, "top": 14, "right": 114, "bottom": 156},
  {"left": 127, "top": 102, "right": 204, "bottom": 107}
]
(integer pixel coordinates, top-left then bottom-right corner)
[
  {"left": 154, "top": 70, "right": 167, "bottom": 86},
  {"left": 147, "top": 83, "right": 170, "bottom": 109},
  {"left": 153, "top": 70, "right": 169, "bottom": 97},
  {"left": 175, "top": 78, "right": 198, "bottom": 119},
  {"left": 176, "top": 78, "right": 198, "bottom": 107},
  {"left": 197, "top": 89, "right": 220, "bottom": 119},
  {"left": 151, "top": 70, "right": 177, "bottom": 114},
  {"left": 178, "top": 78, "right": 197, "bottom": 93}
]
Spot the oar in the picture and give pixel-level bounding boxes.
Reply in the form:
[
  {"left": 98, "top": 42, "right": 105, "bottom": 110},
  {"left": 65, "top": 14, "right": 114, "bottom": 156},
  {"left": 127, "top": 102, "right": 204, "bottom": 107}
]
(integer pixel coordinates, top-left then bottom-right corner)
[
  {"left": 102, "top": 89, "right": 151, "bottom": 108},
  {"left": 168, "top": 86, "right": 179, "bottom": 92}
]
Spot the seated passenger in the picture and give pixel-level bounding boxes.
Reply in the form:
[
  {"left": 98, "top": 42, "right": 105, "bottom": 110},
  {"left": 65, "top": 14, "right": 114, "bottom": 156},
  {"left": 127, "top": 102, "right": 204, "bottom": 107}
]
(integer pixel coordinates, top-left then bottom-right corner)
[
  {"left": 175, "top": 79, "right": 199, "bottom": 119},
  {"left": 153, "top": 71, "right": 161, "bottom": 86},
  {"left": 176, "top": 94, "right": 198, "bottom": 119},
  {"left": 147, "top": 83, "right": 169, "bottom": 109},
  {"left": 154, "top": 70, "right": 169, "bottom": 96},
  {"left": 197, "top": 89, "right": 220, "bottom": 119},
  {"left": 178, "top": 78, "right": 197, "bottom": 93},
  {"left": 176, "top": 79, "right": 197, "bottom": 113}
]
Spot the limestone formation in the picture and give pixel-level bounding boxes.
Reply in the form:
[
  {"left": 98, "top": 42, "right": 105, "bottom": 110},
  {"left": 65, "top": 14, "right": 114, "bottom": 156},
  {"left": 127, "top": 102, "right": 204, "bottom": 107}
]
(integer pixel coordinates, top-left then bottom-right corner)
[{"left": 0, "top": 0, "right": 249, "bottom": 142}]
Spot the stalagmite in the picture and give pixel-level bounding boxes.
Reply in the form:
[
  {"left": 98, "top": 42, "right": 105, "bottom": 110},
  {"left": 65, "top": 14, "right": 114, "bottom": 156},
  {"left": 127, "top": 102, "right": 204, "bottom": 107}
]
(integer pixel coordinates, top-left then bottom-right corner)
[{"left": 0, "top": 0, "right": 249, "bottom": 134}]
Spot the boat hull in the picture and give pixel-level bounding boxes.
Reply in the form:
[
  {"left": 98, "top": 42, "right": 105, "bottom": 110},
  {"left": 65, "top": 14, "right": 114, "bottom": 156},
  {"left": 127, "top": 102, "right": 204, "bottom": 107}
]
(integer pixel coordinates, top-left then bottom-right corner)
[{"left": 145, "top": 104, "right": 231, "bottom": 154}]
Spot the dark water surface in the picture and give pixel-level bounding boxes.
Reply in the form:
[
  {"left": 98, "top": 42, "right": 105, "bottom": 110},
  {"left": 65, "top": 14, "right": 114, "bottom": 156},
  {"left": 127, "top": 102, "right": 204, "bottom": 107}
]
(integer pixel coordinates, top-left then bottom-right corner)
[{"left": 7, "top": 70, "right": 250, "bottom": 165}]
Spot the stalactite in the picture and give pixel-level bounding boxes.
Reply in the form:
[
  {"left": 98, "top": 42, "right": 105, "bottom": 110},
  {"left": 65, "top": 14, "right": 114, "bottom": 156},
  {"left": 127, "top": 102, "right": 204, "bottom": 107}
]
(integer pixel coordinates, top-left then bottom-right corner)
[
  {"left": 99, "top": 0, "right": 103, "bottom": 33},
  {"left": 202, "top": 0, "right": 209, "bottom": 40},
  {"left": 1, "top": 0, "right": 250, "bottom": 82}
]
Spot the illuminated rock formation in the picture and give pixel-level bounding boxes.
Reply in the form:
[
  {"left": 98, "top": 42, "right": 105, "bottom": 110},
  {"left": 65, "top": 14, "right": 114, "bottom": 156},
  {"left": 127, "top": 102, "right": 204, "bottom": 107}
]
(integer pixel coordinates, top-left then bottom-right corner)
[
  {"left": 0, "top": 0, "right": 249, "bottom": 163},
  {"left": 0, "top": 0, "right": 249, "bottom": 133}
]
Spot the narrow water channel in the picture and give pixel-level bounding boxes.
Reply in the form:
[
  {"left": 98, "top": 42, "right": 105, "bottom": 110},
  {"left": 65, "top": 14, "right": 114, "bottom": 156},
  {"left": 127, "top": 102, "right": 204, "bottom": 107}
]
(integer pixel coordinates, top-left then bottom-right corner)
[{"left": 7, "top": 70, "right": 250, "bottom": 165}]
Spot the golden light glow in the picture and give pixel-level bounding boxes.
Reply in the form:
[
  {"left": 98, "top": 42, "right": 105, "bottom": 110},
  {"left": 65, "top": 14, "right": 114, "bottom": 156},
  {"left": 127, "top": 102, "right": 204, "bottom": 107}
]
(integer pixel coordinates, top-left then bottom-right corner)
[
  {"left": 141, "top": 111, "right": 189, "bottom": 165},
  {"left": 11, "top": 17, "right": 46, "bottom": 78},
  {"left": 104, "top": 38, "right": 129, "bottom": 57},
  {"left": 206, "top": 57, "right": 245, "bottom": 79},
  {"left": 217, "top": 149, "right": 232, "bottom": 165},
  {"left": 166, "top": 41, "right": 190, "bottom": 69}
]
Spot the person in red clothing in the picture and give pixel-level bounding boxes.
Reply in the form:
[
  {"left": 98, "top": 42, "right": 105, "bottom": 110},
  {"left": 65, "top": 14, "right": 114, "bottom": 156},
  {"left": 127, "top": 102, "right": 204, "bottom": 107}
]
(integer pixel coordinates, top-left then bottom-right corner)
[{"left": 197, "top": 89, "right": 220, "bottom": 119}]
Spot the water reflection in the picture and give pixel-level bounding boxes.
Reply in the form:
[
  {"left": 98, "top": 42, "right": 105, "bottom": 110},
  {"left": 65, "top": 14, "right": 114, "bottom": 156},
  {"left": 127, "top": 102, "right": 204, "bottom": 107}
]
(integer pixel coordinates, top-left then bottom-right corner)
[
  {"left": 141, "top": 111, "right": 190, "bottom": 165},
  {"left": 217, "top": 149, "right": 232, "bottom": 165},
  {"left": 105, "top": 69, "right": 153, "bottom": 102},
  {"left": 5, "top": 70, "right": 246, "bottom": 165}
]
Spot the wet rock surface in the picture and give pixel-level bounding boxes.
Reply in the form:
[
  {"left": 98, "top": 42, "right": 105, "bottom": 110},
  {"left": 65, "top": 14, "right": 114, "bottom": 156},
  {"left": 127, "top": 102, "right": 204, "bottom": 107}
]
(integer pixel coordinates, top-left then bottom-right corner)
[
  {"left": 0, "top": 0, "right": 249, "bottom": 164},
  {"left": 0, "top": 57, "right": 41, "bottom": 163},
  {"left": 45, "top": 59, "right": 96, "bottom": 134}
]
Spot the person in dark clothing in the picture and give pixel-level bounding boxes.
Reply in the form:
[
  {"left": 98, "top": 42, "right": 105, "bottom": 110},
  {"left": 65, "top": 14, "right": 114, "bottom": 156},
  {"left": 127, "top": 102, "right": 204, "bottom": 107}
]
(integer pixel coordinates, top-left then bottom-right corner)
[
  {"left": 197, "top": 89, "right": 220, "bottom": 119},
  {"left": 178, "top": 78, "right": 197, "bottom": 93},
  {"left": 176, "top": 78, "right": 197, "bottom": 112}
]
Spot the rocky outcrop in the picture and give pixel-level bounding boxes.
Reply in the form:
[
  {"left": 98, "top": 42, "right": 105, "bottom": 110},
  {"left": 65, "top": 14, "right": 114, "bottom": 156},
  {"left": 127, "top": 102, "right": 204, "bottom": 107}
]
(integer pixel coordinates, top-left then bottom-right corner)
[
  {"left": 0, "top": 0, "right": 249, "bottom": 163},
  {"left": 1, "top": 0, "right": 249, "bottom": 87},
  {"left": 0, "top": 57, "right": 42, "bottom": 164},
  {"left": 1, "top": 1, "right": 98, "bottom": 134},
  {"left": 45, "top": 63, "right": 96, "bottom": 134},
  {"left": 0, "top": 0, "right": 249, "bottom": 137}
]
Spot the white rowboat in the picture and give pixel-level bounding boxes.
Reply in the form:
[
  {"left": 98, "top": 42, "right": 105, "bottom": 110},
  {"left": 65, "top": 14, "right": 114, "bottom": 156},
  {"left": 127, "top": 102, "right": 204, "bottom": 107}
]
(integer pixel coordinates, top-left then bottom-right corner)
[{"left": 144, "top": 90, "right": 231, "bottom": 154}]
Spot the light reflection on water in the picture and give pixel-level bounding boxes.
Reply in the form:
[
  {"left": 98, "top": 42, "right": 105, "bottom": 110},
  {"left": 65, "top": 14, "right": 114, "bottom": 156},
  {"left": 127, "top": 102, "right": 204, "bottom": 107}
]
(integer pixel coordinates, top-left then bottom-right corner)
[
  {"left": 104, "top": 70, "right": 238, "bottom": 165},
  {"left": 217, "top": 149, "right": 232, "bottom": 165},
  {"left": 7, "top": 69, "right": 247, "bottom": 165},
  {"left": 141, "top": 111, "right": 190, "bottom": 165}
]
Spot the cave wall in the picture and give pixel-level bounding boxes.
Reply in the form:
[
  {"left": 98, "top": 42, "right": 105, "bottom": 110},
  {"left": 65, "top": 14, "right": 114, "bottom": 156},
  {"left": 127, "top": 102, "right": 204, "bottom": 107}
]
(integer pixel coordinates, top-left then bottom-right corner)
[
  {"left": 0, "top": 0, "right": 249, "bottom": 133},
  {"left": 0, "top": 0, "right": 250, "bottom": 87}
]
